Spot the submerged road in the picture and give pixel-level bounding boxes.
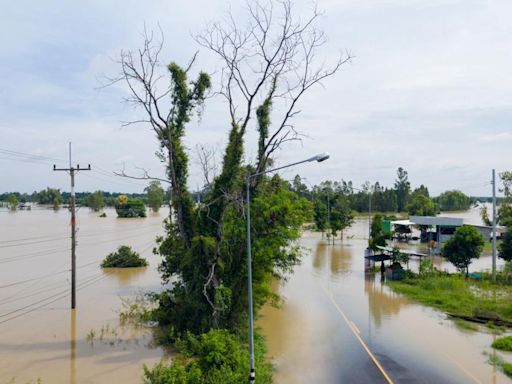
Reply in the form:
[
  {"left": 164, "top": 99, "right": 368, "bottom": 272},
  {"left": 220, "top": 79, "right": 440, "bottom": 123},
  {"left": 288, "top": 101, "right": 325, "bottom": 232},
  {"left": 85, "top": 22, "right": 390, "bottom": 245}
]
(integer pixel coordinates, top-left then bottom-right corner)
[{"left": 259, "top": 222, "right": 507, "bottom": 383}]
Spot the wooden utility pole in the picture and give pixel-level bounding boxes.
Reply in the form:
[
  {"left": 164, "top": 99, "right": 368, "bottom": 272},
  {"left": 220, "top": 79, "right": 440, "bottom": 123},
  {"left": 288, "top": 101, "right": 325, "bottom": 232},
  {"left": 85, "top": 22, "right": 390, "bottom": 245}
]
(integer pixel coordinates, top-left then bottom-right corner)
[{"left": 53, "top": 143, "right": 91, "bottom": 309}]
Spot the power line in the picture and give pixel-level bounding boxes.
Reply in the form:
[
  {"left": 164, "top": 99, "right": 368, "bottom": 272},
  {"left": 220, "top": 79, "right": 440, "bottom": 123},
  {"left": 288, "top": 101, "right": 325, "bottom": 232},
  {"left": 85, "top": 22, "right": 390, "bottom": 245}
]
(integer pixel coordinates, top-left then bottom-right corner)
[
  {"left": 0, "top": 147, "right": 66, "bottom": 163},
  {"left": 0, "top": 267, "right": 72, "bottom": 289},
  {"left": 0, "top": 272, "right": 110, "bottom": 325}
]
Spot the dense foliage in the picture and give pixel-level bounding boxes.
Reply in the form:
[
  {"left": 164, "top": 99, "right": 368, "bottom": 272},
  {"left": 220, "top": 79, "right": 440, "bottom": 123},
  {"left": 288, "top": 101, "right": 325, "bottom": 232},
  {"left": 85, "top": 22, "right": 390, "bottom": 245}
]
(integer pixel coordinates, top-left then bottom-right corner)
[
  {"left": 499, "top": 229, "right": 512, "bottom": 262},
  {"left": 101, "top": 245, "right": 148, "bottom": 268},
  {"left": 435, "top": 190, "right": 472, "bottom": 211},
  {"left": 309, "top": 181, "right": 354, "bottom": 241},
  {"left": 115, "top": 195, "right": 146, "bottom": 218},
  {"left": 6, "top": 194, "right": 18, "bottom": 211},
  {"left": 154, "top": 176, "right": 311, "bottom": 336},
  {"left": 86, "top": 190, "right": 105, "bottom": 212},
  {"left": 35, "top": 187, "right": 62, "bottom": 210},
  {"left": 406, "top": 193, "right": 437, "bottom": 216},
  {"left": 492, "top": 336, "right": 512, "bottom": 352},
  {"left": 143, "top": 329, "right": 273, "bottom": 384},
  {"left": 369, "top": 213, "right": 390, "bottom": 250},
  {"left": 442, "top": 225, "right": 484, "bottom": 275},
  {"left": 145, "top": 181, "right": 165, "bottom": 212},
  {"left": 394, "top": 167, "right": 411, "bottom": 212}
]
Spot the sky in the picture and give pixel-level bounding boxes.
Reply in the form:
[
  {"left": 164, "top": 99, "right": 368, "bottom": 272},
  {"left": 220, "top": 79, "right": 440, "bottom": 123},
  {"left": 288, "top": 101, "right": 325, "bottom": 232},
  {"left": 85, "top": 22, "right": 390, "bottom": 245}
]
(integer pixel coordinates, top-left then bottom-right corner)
[{"left": 0, "top": 0, "right": 510, "bottom": 196}]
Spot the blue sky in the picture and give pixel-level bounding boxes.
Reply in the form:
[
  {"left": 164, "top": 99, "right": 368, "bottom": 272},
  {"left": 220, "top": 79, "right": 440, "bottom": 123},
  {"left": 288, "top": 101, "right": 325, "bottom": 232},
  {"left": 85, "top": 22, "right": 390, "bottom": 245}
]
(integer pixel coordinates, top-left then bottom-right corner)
[{"left": 1, "top": 0, "right": 510, "bottom": 196}]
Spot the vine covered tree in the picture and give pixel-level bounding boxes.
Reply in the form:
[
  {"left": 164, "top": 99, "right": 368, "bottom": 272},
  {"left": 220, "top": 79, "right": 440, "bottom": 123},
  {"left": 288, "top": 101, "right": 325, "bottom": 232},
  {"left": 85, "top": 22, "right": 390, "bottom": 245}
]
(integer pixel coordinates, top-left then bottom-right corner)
[{"left": 113, "top": 0, "right": 348, "bottom": 344}]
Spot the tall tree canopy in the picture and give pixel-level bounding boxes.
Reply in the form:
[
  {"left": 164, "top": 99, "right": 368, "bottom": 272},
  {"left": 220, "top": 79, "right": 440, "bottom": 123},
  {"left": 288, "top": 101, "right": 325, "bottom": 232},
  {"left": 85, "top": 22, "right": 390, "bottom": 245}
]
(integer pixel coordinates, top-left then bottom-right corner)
[
  {"left": 394, "top": 167, "right": 411, "bottom": 212},
  {"left": 114, "top": 0, "right": 347, "bottom": 339}
]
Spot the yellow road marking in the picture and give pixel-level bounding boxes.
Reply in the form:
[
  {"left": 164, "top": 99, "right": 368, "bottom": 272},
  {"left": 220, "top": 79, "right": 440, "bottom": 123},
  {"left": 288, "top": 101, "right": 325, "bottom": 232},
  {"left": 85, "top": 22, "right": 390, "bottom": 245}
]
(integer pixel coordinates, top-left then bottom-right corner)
[
  {"left": 320, "top": 284, "right": 394, "bottom": 384},
  {"left": 350, "top": 321, "right": 361, "bottom": 334},
  {"left": 441, "top": 352, "right": 482, "bottom": 384}
]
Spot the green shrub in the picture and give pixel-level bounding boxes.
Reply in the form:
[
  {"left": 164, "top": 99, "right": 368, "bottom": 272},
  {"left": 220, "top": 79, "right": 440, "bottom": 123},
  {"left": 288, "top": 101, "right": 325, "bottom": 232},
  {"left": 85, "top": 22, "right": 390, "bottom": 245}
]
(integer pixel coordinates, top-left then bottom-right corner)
[
  {"left": 492, "top": 336, "right": 512, "bottom": 352},
  {"left": 503, "top": 362, "right": 512, "bottom": 378},
  {"left": 101, "top": 245, "right": 148, "bottom": 268},
  {"left": 115, "top": 195, "right": 146, "bottom": 218},
  {"left": 143, "top": 329, "right": 273, "bottom": 384}
]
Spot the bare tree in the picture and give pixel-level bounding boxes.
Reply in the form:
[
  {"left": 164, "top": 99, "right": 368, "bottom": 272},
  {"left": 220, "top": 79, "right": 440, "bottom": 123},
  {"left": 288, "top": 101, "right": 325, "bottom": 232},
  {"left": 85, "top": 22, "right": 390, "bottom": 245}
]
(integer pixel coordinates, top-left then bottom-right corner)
[
  {"left": 195, "top": 143, "right": 218, "bottom": 187},
  {"left": 196, "top": 0, "right": 351, "bottom": 174},
  {"left": 105, "top": 27, "right": 211, "bottom": 246}
]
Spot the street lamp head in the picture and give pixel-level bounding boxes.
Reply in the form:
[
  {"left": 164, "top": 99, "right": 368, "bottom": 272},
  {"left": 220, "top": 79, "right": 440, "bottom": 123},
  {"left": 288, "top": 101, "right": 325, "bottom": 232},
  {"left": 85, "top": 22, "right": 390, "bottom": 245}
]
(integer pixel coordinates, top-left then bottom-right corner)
[{"left": 312, "top": 152, "right": 330, "bottom": 162}]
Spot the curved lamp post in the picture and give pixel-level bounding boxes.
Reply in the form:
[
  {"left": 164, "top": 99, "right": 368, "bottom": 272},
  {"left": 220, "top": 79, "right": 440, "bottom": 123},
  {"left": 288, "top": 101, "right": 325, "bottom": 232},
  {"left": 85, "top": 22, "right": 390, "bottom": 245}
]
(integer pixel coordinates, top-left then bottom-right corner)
[{"left": 246, "top": 152, "right": 330, "bottom": 383}]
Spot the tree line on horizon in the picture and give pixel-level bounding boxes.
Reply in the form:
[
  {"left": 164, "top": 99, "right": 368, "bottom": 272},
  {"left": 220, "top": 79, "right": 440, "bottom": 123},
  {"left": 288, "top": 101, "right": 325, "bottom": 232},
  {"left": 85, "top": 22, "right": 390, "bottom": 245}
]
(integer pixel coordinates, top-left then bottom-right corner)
[{"left": 0, "top": 180, "right": 167, "bottom": 213}]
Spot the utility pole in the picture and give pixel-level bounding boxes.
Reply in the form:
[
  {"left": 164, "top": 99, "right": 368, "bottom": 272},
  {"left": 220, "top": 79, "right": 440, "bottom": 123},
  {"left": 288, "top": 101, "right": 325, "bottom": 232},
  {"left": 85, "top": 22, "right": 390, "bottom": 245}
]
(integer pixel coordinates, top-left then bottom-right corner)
[
  {"left": 53, "top": 143, "right": 91, "bottom": 309},
  {"left": 492, "top": 169, "right": 497, "bottom": 282},
  {"left": 368, "top": 186, "right": 372, "bottom": 240}
]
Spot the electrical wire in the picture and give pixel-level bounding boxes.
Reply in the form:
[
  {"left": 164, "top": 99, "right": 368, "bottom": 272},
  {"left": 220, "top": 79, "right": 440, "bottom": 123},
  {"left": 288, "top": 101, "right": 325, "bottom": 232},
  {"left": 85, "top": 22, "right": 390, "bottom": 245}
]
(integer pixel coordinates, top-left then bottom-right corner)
[{"left": 0, "top": 272, "right": 111, "bottom": 325}]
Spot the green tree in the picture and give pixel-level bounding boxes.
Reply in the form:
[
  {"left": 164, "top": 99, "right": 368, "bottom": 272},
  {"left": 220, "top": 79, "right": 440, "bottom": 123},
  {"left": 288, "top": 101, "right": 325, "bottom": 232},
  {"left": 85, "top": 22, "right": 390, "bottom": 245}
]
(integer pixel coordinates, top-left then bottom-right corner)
[
  {"left": 394, "top": 167, "right": 411, "bottom": 212},
  {"left": 36, "top": 187, "right": 62, "bottom": 210},
  {"left": 369, "top": 213, "right": 390, "bottom": 250},
  {"left": 290, "top": 175, "right": 310, "bottom": 199},
  {"left": 442, "top": 225, "right": 484, "bottom": 276},
  {"left": 86, "top": 191, "right": 105, "bottom": 212},
  {"left": 329, "top": 192, "right": 355, "bottom": 243},
  {"left": 145, "top": 181, "right": 165, "bottom": 212},
  {"left": 143, "top": 329, "right": 272, "bottom": 384},
  {"left": 117, "top": 3, "right": 345, "bottom": 381},
  {"left": 6, "top": 194, "right": 18, "bottom": 211},
  {"left": 406, "top": 194, "right": 437, "bottom": 216},
  {"left": 499, "top": 229, "right": 512, "bottom": 262},
  {"left": 101, "top": 245, "right": 148, "bottom": 268},
  {"left": 435, "top": 190, "right": 471, "bottom": 211}
]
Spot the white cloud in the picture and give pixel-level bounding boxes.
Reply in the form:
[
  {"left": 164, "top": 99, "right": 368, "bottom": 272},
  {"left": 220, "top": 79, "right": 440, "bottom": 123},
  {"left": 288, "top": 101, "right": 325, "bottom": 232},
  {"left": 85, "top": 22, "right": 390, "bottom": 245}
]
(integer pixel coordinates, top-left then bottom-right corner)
[{"left": 1, "top": 0, "right": 511, "bottom": 198}]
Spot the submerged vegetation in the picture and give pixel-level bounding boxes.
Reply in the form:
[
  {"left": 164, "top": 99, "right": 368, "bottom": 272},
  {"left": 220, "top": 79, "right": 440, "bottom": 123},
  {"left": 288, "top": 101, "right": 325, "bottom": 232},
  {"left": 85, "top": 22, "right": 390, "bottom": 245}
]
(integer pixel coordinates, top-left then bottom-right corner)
[
  {"left": 492, "top": 336, "right": 512, "bottom": 352},
  {"left": 388, "top": 269, "right": 512, "bottom": 325},
  {"left": 101, "top": 245, "right": 148, "bottom": 268},
  {"left": 143, "top": 329, "right": 273, "bottom": 384},
  {"left": 115, "top": 195, "right": 146, "bottom": 218}
]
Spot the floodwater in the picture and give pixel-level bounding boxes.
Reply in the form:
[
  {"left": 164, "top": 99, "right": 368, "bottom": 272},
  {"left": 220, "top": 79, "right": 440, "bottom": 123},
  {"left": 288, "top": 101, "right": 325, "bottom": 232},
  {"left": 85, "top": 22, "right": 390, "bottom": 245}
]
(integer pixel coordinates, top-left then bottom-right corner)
[
  {"left": 0, "top": 207, "right": 168, "bottom": 383},
  {"left": 258, "top": 207, "right": 511, "bottom": 383},
  {"left": 1, "top": 205, "right": 510, "bottom": 383}
]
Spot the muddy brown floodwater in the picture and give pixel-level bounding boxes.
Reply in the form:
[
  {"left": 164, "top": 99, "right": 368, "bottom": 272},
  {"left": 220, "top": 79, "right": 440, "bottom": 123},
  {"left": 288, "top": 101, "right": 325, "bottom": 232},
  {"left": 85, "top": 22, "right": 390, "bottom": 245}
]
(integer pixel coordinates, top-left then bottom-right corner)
[
  {"left": 259, "top": 206, "right": 511, "bottom": 383},
  {"left": 1, "top": 205, "right": 510, "bottom": 383},
  {"left": 0, "top": 207, "right": 169, "bottom": 383}
]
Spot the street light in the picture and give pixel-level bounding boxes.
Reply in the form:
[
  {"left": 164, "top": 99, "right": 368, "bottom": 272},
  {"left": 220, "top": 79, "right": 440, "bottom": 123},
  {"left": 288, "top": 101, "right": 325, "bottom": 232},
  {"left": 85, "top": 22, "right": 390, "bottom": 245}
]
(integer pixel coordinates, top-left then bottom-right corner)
[{"left": 245, "top": 152, "right": 329, "bottom": 383}]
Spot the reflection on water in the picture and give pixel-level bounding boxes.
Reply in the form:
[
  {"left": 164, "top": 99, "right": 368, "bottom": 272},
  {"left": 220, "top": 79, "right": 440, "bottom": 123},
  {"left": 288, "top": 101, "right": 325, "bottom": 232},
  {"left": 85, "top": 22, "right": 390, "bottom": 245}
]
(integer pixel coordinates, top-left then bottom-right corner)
[
  {"left": 0, "top": 207, "right": 167, "bottom": 383},
  {"left": 259, "top": 212, "right": 511, "bottom": 384},
  {"left": 312, "top": 242, "right": 352, "bottom": 278},
  {"left": 104, "top": 267, "right": 148, "bottom": 285},
  {"left": 70, "top": 309, "right": 76, "bottom": 384},
  {"left": 364, "top": 272, "right": 408, "bottom": 328}
]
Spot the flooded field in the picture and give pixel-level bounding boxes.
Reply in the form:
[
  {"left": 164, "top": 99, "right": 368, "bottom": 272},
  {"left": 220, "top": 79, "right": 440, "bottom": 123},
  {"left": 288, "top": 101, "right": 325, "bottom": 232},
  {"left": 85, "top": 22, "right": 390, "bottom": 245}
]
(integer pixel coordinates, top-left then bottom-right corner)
[
  {"left": 1, "top": 205, "right": 510, "bottom": 383},
  {"left": 0, "top": 207, "right": 168, "bottom": 383}
]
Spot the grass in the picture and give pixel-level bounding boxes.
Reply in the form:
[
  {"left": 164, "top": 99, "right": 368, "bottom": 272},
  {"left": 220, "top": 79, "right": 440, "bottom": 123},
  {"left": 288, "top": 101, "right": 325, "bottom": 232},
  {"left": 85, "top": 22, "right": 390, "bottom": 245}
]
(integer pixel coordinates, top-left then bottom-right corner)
[
  {"left": 388, "top": 274, "right": 512, "bottom": 324},
  {"left": 482, "top": 240, "right": 503, "bottom": 253},
  {"left": 503, "top": 362, "right": 512, "bottom": 378},
  {"left": 492, "top": 336, "right": 512, "bottom": 352},
  {"left": 486, "top": 351, "right": 512, "bottom": 379},
  {"left": 453, "top": 318, "right": 479, "bottom": 332}
]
